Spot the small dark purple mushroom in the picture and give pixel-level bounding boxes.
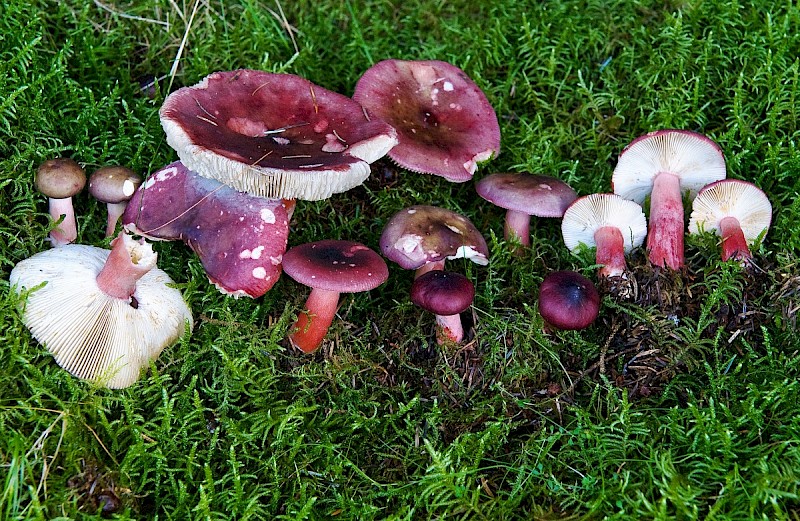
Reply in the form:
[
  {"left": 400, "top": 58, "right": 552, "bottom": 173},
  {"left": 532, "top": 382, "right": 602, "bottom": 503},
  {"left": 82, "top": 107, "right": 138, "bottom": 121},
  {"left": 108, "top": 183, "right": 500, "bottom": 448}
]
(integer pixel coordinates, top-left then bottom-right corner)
[
  {"left": 282, "top": 240, "right": 389, "bottom": 353},
  {"left": 89, "top": 166, "right": 143, "bottom": 237},
  {"left": 410, "top": 270, "right": 475, "bottom": 344},
  {"left": 122, "top": 161, "right": 290, "bottom": 298},
  {"left": 380, "top": 205, "right": 489, "bottom": 277},
  {"left": 160, "top": 69, "right": 397, "bottom": 200},
  {"left": 538, "top": 271, "right": 600, "bottom": 330},
  {"left": 476, "top": 172, "right": 578, "bottom": 249},
  {"left": 353, "top": 59, "right": 500, "bottom": 182},
  {"left": 35, "top": 158, "right": 87, "bottom": 246}
]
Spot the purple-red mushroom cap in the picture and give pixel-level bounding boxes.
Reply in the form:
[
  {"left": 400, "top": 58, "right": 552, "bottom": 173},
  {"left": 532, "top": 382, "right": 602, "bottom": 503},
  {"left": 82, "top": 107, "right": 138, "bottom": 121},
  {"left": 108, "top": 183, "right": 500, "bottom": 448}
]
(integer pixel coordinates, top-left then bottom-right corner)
[
  {"left": 538, "top": 270, "right": 600, "bottom": 330},
  {"left": 410, "top": 270, "right": 475, "bottom": 316},
  {"left": 160, "top": 69, "right": 398, "bottom": 200},
  {"left": 282, "top": 240, "right": 389, "bottom": 293},
  {"left": 353, "top": 59, "right": 500, "bottom": 182}
]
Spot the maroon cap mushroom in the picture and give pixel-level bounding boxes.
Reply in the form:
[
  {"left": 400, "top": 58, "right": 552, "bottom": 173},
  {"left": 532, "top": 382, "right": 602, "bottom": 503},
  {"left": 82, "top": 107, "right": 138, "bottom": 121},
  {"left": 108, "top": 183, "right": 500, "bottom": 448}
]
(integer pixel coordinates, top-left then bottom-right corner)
[
  {"left": 410, "top": 270, "right": 475, "bottom": 344},
  {"left": 561, "top": 193, "right": 647, "bottom": 278},
  {"left": 353, "top": 59, "right": 501, "bottom": 182},
  {"left": 612, "top": 129, "right": 726, "bottom": 270},
  {"left": 688, "top": 179, "right": 772, "bottom": 265},
  {"left": 89, "top": 165, "right": 143, "bottom": 237},
  {"left": 476, "top": 172, "right": 578, "bottom": 249},
  {"left": 380, "top": 205, "right": 489, "bottom": 277},
  {"left": 122, "top": 161, "right": 290, "bottom": 298},
  {"left": 538, "top": 271, "right": 600, "bottom": 330},
  {"left": 35, "top": 158, "right": 87, "bottom": 246},
  {"left": 282, "top": 240, "right": 389, "bottom": 353},
  {"left": 160, "top": 69, "right": 397, "bottom": 200}
]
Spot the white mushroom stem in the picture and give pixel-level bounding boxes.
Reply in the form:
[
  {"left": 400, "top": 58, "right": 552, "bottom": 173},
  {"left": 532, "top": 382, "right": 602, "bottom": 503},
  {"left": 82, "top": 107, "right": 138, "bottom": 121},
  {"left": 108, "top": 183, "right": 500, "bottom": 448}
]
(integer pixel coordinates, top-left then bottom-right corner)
[
  {"left": 414, "top": 259, "right": 446, "bottom": 279},
  {"left": 104, "top": 202, "right": 129, "bottom": 238},
  {"left": 435, "top": 313, "right": 464, "bottom": 344},
  {"left": 48, "top": 197, "right": 78, "bottom": 246},
  {"left": 646, "top": 172, "right": 685, "bottom": 270},
  {"left": 95, "top": 233, "right": 157, "bottom": 300},
  {"left": 290, "top": 288, "right": 340, "bottom": 353},
  {"left": 719, "top": 216, "right": 752, "bottom": 262},
  {"left": 504, "top": 210, "right": 531, "bottom": 247},
  {"left": 594, "top": 226, "right": 628, "bottom": 278}
]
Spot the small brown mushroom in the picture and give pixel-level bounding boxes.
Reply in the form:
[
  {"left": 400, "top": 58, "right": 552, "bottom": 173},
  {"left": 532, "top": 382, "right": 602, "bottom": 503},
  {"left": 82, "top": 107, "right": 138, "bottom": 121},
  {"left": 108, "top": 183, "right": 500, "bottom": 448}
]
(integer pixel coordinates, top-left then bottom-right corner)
[
  {"left": 35, "top": 158, "right": 87, "bottom": 246},
  {"left": 89, "top": 166, "right": 143, "bottom": 237}
]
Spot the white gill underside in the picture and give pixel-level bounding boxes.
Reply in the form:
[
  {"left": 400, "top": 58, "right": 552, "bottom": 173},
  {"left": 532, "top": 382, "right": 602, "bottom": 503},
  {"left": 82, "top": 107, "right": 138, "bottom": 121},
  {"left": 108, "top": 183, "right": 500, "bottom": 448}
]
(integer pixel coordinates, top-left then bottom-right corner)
[{"left": 561, "top": 194, "right": 648, "bottom": 253}]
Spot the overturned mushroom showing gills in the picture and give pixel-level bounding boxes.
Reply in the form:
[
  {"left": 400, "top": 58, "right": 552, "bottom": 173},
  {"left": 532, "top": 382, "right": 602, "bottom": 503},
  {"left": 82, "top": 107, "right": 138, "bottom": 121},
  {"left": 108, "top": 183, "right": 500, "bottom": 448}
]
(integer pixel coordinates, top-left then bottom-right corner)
[
  {"left": 688, "top": 179, "right": 772, "bottom": 265},
  {"left": 122, "top": 161, "right": 289, "bottom": 298},
  {"left": 410, "top": 270, "right": 475, "bottom": 344},
  {"left": 283, "top": 240, "right": 389, "bottom": 354},
  {"left": 538, "top": 271, "right": 600, "bottom": 331},
  {"left": 612, "top": 129, "right": 726, "bottom": 270},
  {"left": 380, "top": 205, "right": 489, "bottom": 277},
  {"left": 160, "top": 69, "right": 397, "bottom": 200},
  {"left": 9, "top": 233, "right": 193, "bottom": 388},
  {"left": 89, "top": 165, "right": 143, "bottom": 237},
  {"left": 476, "top": 172, "right": 578, "bottom": 248},
  {"left": 35, "top": 158, "right": 87, "bottom": 246},
  {"left": 353, "top": 59, "right": 501, "bottom": 182},
  {"left": 561, "top": 193, "right": 647, "bottom": 278}
]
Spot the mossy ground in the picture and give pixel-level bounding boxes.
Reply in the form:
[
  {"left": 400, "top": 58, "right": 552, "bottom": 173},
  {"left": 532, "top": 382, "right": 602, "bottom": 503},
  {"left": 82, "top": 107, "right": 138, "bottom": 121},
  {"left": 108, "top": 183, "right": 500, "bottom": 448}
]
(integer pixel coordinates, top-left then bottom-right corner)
[{"left": 3, "top": 1, "right": 800, "bottom": 519}]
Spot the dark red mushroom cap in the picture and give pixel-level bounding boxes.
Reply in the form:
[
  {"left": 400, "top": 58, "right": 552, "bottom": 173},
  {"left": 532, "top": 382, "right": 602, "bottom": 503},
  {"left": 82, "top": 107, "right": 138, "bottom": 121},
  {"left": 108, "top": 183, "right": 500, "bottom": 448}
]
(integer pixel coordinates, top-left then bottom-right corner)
[
  {"left": 380, "top": 205, "right": 489, "bottom": 269},
  {"left": 122, "top": 161, "right": 289, "bottom": 298},
  {"left": 353, "top": 59, "right": 500, "bottom": 182},
  {"left": 35, "top": 158, "right": 86, "bottom": 199},
  {"left": 282, "top": 240, "right": 389, "bottom": 293},
  {"left": 538, "top": 271, "right": 600, "bottom": 330},
  {"left": 410, "top": 270, "right": 475, "bottom": 315},
  {"left": 89, "top": 166, "right": 142, "bottom": 204},
  {"left": 160, "top": 69, "right": 398, "bottom": 200},
  {"left": 476, "top": 172, "right": 578, "bottom": 218}
]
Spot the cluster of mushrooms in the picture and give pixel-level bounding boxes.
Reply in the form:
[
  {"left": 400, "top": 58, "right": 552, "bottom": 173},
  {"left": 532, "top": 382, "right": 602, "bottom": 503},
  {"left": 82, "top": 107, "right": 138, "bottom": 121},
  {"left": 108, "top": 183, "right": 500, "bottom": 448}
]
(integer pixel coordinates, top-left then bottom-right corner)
[{"left": 9, "top": 59, "right": 773, "bottom": 389}]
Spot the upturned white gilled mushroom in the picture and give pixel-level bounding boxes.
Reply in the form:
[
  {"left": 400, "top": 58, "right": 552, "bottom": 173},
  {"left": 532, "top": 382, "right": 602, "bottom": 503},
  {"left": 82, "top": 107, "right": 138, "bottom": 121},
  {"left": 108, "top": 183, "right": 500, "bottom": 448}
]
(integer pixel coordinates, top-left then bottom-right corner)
[
  {"left": 688, "top": 179, "right": 772, "bottom": 265},
  {"left": 561, "top": 193, "right": 648, "bottom": 279},
  {"left": 9, "top": 232, "right": 193, "bottom": 388},
  {"left": 89, "top": 165, "right": 143, "bottom": 238},
  {"left": 612, "top": 130, "right": 727, "bottom": 270},
  {"left": 35, "top": 158, "right": 87, "bottom": 246}
]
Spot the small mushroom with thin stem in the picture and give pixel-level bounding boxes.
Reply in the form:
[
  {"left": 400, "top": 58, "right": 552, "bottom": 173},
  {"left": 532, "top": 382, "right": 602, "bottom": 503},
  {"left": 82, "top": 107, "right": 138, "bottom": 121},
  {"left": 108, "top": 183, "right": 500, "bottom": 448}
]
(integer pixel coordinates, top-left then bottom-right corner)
[
  {"left": 538, "top": 271, "right": 600, "bottom": 331},
  {"left": 410, "top": 270, "right": 475, "bottom": 344},
  {"left": 89, "top": 166, "right": 143, "bottom": 237},
  {"left": 35, "top": 158, "right": 87, "bottom": 246},
  {"left": 476, "top": 172, "right": 578, "bottom": 249},
  {"left": 9, "top": 232, "right": 193, "bottom": 388},
  {"left": 561, "top": 193, "right": 648, "bottom": 278},
  {"left": 612, "top": 129, "right": 727, "bottom": 270},
  {"left": 282, "top": 240, "right": 389, "bottom": 354},
  {"left": 688, "top": 179, "right": 772, "bottom": 265}
]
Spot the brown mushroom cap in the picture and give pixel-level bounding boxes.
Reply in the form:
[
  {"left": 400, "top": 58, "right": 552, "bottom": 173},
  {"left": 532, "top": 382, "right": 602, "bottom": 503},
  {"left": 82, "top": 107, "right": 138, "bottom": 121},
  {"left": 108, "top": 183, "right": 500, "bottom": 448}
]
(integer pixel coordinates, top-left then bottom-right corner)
[
  {"left": 282, "top": 240, "right": 389, "bottom": 293},
  {"left": 35, "top": 158, "right": 87, "bottom": 199},
  {"left": 160, "top": 69, "right": 397, "bottom": 200},
  {"left": 410, "top": 270, "right": 475, "bottom": 315},
  {"left": 89, "top": 166, "right": 143, "bottom": 204},
  {"left": 476, "top": 172, "right": 578, "bottom": 218}
]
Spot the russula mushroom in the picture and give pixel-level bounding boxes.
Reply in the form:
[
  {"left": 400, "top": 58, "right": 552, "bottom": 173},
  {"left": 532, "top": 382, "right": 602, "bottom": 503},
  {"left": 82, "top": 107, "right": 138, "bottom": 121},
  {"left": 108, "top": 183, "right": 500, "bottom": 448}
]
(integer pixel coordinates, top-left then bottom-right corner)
[
  {"left": 538, "top": 271, "right": 600, "bottom": 330},
  {"left": 380, "top": 205, "right": 489, "bottom": 277},
  {"left": 160, "top": 69, "right": 398, "bottom": 200},
  {"left": 282, "top": 240, "right": 389, "bottom": 354},
  {"left": 9, "top": 232, "right": 193, "bottom": 388},
  {"left": 410, "top": 270, "right": 475, "bottom": 344},
  {"left": 612, "top": 129, "right": 727, "bottom": 270},
  {"left": 89, "top": 165, "right": 143, "bottom": 237},
  {"left": 353, "top": 59, "right": 501, "bottom": 182},
  {"left": 35, "top": 158, "right": 87, "bottom": 246},
  {"left": 688, "top": 179, "right": 772, "bottom": 264},
  {"left": 476, "top": 172, "right": 578, "bottom": 248},
  {"left": 561, "top": 193, "right": 647, "bottom": 278},
  {"left": 122, "top": 161, "right": 290, "bottom": 298}
]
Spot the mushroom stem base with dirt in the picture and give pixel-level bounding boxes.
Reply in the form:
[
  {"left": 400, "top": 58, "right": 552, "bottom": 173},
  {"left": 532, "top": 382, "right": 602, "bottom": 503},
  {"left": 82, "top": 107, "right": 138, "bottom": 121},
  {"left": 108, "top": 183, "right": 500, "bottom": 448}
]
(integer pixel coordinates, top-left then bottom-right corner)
[
  {"left": 646, "top": 172, "right": 685, "bottom": 270},
  {"left": 435, "top": 313, "right": 464, "bottom": 344},
  {"left": 504, "top": 209, "right": 531, "bottom": 248},
  {"left": 595, "top": 226, "right": 627, "bottom": 278},
  {"left": 719, "top": 216, "right": 752, "bottom": 262},
  {"left": 290, "top": 288, "right": 340, "bottom": 353}
]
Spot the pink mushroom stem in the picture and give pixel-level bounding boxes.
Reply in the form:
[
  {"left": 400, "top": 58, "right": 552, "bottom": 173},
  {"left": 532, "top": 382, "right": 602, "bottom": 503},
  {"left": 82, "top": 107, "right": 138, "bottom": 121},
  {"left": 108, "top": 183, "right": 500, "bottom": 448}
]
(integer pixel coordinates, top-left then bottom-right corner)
[
  {"left": 719, "top": 216, "right": 752, "bottom": 262},
  {"left": 504, "top": 210, "right": 531, "bottom": 247},
  {"left": 104, "top": 202, "right": 128, "bottom": 238},
  {"left": 95, "top": 235, "right": 154, "bottom": 300},
  {"left": 435, "top": 314, "right": 464, "bottom": 344},
  {"left": 290, "top": 288, "right": 340, "bottom": 353},
  {"left": 594, "top": 226, "right": 627, "bottom": 278},
  {"left": 646, "top": 172, "right": 685, "bottom": 270},
  {"left": 48, "top": 198, "right": 79, "bottom": 246},
  {"left": 414, "top": 259, "right": 446, "bottom": 279}
]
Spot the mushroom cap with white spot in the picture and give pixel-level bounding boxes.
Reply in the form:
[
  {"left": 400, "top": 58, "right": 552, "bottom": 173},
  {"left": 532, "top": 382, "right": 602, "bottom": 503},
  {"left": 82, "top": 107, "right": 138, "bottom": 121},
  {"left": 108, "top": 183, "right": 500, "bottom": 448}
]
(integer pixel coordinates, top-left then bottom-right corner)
[
  {"left": 688, "top": 179, "right": 772, "bottom": 241},
  {"left": 379, "top": 205, "right": 489, "bottom": 269},
  {"left": 89, "top": 166, "right": 143, "bottom": 204},
  {"left": 612, "top": 129, "right": 727, "bottom": 204},
  {"left": 561, "top": 193, "right": 647, "bottom": 253},
  {"left": 282, "top": 240, "right": 388, "bottom": 293},
  {"left": 476, "top": 172, "right": 578, "bottom": 217},
  {"left": 160, "top": 69, "right": 397, "bottom": 201},
  {"left": 9, "top": 242, "right": 193, "bottom": 389}
]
